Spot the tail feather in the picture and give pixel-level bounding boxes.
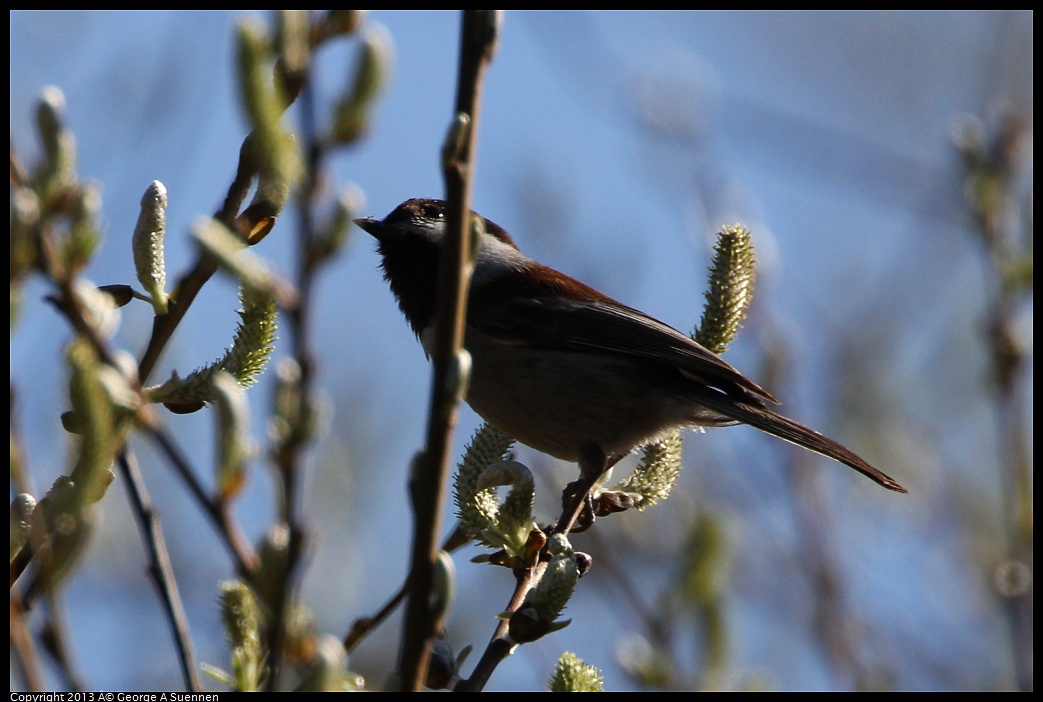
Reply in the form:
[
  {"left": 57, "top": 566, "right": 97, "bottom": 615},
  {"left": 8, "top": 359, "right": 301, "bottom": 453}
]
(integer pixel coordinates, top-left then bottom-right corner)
[{"left": 698, "top": 395, "right": 907, "bottom": 493}]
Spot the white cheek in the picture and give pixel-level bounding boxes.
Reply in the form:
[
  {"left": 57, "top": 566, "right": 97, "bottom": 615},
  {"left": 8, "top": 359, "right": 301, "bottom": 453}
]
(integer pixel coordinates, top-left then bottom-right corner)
[{"left": 472, "top": 236, "right": 532, "bottom": 285}]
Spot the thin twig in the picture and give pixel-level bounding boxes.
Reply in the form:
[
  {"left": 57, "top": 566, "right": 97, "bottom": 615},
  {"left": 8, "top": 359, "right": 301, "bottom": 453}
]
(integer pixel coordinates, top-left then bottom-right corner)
[
  {"left": 456, "top": 637, "right": 516, "bottom": 691},
  {"left": 142, "top": 423, "right": 260, "bottom": 576},
  {"left": 345, "top": 525, "right": 469, "bottom": 652},
  {"left": 397, "top": 10, "right": 500, "bottom": 691},
  {"left": 40, "top": 594, "right": 90, "bottom": 692},
  {"left": 118, "top": 450, "right": 203, "bottom": 692},
  {"left": 263, "top": 77, "right": 320, "bottom": 693},
  {"left": 454, "top": 564, "right": 542, "bottom": 692},
  {"left": 10, "top": 593, "right": 46, "bottom": 691}
]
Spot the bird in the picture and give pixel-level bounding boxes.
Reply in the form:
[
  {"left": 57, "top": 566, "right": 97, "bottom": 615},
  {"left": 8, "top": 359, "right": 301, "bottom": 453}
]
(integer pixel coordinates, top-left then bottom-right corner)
[{"left": 355, "top": 198, "right": 906, "bottom": 495}]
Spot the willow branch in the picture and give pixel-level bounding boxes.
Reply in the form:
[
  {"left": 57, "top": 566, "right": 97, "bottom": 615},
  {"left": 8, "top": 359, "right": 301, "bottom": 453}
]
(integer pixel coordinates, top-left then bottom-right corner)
[
  {"left": 397, "top": 9, "right": 500, "bottom": 692},
  {"left": 118, "top": 449, "right": 202, "bottom": 692}
]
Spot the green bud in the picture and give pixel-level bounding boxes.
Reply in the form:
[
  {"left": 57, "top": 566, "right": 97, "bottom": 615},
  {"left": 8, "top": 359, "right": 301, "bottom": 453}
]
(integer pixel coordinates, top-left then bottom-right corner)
[
  {"left": 525, "top": 534, "right": 579, "bottom": 625},
  {"left": 613, "top": 430, "right": 683, "bottom": 510},
  {"left": 212, "top": 372, "right": 253, "bottom": 500},
  {"left": 35, "top": 86, "right": 77, "bottom": 196},
  {"left": 64, "top": 183, "right": 102, "bottom": 272},
  {"left": 695, "top": 223, "right": 755, "bottom": 355},
  {"left": 475, "top": 460, "right": 537, "bottom": 558},
  {"left": 441, "top": 113, "right": 471, "bottom": 173},
  {"left": 430, "top": 550, "right": 456, "bottom": 631},
  {"left": 11, "top": 187, "right": 40, "bottom": 279},
  {"left": 217, "top": 580, "right": 266, "bottom": 692},
  {"left": 296, "top": 635, "right": 364, "bottom": 692},
  {"left": 453, "top": 423, "right": 515, "bottom": 546},
  {"left": 548, "top": 651, "right": 604, "bottom": 692},
  {"left": 132, "top": 181, "right": 169, "bottom": 314},
  {"left": 331, "top": 24, "right": 393, "bottom": 144}
]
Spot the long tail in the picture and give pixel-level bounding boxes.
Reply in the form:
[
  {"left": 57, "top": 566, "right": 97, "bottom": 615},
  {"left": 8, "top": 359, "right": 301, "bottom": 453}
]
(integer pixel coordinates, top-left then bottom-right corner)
[{"left": 698, "top": 395, "right": 907, "bottom": 493}]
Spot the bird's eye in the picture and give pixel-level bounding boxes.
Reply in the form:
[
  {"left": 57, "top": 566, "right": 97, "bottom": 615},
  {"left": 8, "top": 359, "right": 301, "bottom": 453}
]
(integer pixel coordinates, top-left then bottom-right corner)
[{"left": 422, "top": 203, "right": 443, "bottom": 219}]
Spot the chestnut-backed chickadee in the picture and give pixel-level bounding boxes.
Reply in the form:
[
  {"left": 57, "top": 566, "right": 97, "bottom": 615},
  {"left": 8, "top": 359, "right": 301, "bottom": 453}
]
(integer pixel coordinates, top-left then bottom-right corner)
[{"left": 356, "top": 198, "right": 906, "bottom": 494}]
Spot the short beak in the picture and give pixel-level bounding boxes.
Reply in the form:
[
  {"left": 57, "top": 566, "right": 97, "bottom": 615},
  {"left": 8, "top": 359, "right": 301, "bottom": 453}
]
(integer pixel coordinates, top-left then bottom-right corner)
[{"left": 353, "top": 216, "right": 382, "bottom": 239}]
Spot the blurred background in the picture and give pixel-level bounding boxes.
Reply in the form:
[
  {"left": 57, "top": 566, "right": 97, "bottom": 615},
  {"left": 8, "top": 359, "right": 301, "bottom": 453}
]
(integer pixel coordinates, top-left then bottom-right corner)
[{"left": 10, "top": 10, "right": 1033, "bottom": 692}]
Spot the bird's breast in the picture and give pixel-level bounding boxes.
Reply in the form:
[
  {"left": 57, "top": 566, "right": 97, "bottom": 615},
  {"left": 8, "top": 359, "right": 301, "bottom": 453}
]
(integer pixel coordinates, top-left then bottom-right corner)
[{"left": 460, "top": 330, "right": 728, "bottom": 462}]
